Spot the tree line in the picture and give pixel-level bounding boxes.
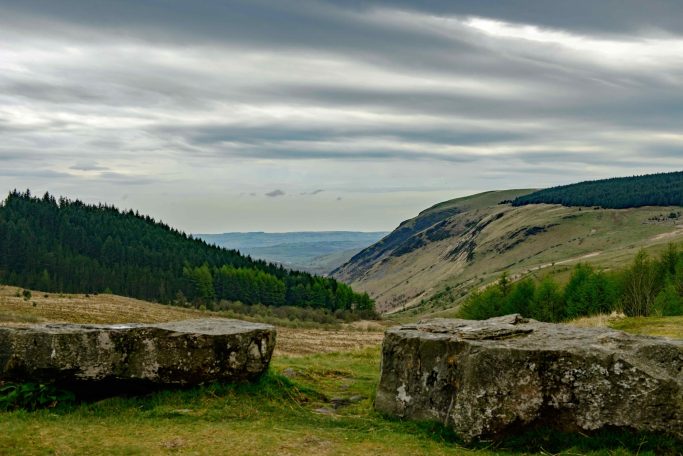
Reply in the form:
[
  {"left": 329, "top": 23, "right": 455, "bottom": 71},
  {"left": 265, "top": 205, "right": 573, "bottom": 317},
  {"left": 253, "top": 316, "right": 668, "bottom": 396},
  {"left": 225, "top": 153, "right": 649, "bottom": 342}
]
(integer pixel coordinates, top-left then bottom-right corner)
[
  {"left": 0, "top": 190, "right": 374, "bottom": 314},
  {"left": 459, "top": 244, "right": 683, "bottom": 322},
  {"left": 512, "top": 171, "right": 683, "bottom": 209}
]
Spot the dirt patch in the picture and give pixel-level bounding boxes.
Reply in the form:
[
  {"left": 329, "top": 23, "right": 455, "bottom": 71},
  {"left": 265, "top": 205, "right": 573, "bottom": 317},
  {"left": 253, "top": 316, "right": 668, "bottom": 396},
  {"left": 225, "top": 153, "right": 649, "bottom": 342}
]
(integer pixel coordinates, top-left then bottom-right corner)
[{"left": 651, "top": 225, "right": 683, "bottom": 242}]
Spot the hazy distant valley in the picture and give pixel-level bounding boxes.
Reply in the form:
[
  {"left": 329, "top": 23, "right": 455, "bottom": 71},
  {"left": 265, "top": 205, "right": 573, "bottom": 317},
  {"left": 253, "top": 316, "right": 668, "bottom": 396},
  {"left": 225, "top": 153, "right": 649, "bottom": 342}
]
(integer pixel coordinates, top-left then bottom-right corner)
[{"left": 196, "top": 231, "right": 388, "bottom": 274}]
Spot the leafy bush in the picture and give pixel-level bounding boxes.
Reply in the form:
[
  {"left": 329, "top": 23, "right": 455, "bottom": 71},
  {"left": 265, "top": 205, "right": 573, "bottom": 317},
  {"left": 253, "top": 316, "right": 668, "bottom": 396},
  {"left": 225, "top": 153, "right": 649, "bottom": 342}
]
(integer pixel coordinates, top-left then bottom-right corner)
[
  {"left": 458, "top": 286, "right": 505, "bottom": 320},
  {"left": 621, "top": 251, "right": 660, "bottom": 317},
  {"left": 0, "top": 382, "right": 75, "bottom": 411},
  {"left": 564, "top": 264, "right": 618, "bottom": 318},
  {"left": 458, "top": 243, "right": 683, "bottom": 321},
  {"left": 529, "top": 278, "right": 564, "bottom": 322},
  {"left": 653, "top": 284, "right": 683, "bottom": 316}
]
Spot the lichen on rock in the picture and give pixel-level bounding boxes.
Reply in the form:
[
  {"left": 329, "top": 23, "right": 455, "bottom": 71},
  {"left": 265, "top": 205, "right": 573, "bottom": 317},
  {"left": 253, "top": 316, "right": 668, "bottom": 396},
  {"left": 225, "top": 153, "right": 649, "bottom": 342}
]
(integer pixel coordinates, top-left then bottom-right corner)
[
  {"left": 375, "top": 314, "right": 683, "bottom": 442},
  {"left": 0, "top": 318, "right": 275, "bottom": 391}
]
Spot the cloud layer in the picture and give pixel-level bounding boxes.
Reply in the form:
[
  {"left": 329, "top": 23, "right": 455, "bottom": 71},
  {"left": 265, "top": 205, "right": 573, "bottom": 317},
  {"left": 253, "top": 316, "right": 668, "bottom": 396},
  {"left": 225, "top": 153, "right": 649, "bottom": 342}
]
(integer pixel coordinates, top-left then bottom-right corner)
[{"left": 1, "top": 0, "right": 682, "bottom": 231}]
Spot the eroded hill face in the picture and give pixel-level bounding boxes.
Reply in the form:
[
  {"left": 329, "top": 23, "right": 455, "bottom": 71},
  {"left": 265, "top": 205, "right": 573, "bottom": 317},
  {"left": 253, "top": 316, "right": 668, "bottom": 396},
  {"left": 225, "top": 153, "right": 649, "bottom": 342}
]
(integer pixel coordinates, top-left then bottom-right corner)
[{"left": 332, "top": 190, "right": 683, "bottom": 314}]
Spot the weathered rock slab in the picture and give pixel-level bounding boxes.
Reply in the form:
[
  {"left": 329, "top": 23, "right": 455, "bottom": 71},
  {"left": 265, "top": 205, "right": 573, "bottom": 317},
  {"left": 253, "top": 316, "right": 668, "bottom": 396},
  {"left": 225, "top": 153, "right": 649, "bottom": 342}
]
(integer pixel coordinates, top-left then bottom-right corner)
[
  {"left": 0, "top": 318, "right": 275, "bottom": 388},
  {"left": 375, "top": 315, "right": 683, "bottom": 442}
]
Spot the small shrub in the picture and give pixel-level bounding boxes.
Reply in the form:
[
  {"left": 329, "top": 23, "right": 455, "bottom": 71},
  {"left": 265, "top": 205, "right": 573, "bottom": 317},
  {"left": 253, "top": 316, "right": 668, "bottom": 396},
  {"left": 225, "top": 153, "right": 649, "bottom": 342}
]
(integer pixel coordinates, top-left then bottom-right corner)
[
  {"left": 22, "top": 290, "right": 32, "bottom": 301},
  {"left": 652, "top": 284, "right": 683, "bottom": 316},
  {"left": 621, "top": 252, "right": 659, "bottom": 317},
  {"left": 0, "top": 382, "right": 75, "bottom": 411}
]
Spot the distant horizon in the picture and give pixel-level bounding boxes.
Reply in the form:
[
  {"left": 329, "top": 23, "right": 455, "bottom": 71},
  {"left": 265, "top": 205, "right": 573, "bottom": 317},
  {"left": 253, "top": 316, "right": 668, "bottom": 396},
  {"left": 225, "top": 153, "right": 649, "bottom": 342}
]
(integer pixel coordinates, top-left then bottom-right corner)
[
  {"left": 4, "top": 169, "right": 683, "bottom": 233},
  {"left": 197, "top": 230, "right": 391, "bottom": 235}
]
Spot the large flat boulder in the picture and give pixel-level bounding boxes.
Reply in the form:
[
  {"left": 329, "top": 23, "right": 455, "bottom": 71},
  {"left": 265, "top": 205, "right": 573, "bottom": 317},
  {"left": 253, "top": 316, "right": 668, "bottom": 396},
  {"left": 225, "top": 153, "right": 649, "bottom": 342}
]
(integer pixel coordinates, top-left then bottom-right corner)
[
  {"left": 0, "top": 319, "right": 275, "bottom": 389},
  {"left": 375, "top": 315, "right": 683, "bottom": 442}
]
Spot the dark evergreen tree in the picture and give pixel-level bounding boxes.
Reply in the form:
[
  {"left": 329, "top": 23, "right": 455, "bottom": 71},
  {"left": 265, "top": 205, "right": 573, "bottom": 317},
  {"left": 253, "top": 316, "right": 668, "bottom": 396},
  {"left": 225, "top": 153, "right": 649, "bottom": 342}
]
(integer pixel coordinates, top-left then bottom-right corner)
[
  {"left": 0, "top": 190, "right": 374, "bottom": 313},
  {"left": 512, "top": 171, "right": 683, "bottom": 209}
]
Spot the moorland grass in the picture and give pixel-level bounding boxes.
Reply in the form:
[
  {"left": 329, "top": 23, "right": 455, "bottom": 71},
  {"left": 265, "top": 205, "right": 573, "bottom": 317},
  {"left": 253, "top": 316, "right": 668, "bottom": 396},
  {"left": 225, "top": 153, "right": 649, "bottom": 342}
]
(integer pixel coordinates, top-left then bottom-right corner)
[
  {"left": 1, "top": 288, "right": 682, "bottom": 455},
  {"left": 1, "top": 347, "right": 681, "bottom": 455}
]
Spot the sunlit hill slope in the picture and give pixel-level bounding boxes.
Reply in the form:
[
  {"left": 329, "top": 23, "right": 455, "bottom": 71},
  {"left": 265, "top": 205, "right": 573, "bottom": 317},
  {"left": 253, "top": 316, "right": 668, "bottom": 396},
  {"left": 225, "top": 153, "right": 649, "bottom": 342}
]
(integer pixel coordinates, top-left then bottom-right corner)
[{"left": 333, "top": 189, "right": 683, "bottom": 314}]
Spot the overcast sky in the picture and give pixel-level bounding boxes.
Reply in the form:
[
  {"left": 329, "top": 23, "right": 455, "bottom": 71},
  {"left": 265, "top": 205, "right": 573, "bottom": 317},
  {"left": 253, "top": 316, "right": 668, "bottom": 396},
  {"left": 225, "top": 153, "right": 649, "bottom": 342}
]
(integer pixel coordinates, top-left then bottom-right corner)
[{"left": 1, "top": 1, "right": 682, "bottom": 232}]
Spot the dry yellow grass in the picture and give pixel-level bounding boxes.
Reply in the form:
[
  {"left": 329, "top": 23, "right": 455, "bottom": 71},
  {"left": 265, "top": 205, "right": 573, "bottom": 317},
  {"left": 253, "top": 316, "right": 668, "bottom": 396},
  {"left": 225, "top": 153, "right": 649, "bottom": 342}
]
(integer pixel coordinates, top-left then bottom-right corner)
[
  {"left": 0, "top": 285, "right": 203, "bottom": 325},
  {"left": 275, "top": 327, "right": 384, "bottom": 356},
  {"left": 0, "top": 285, "right": 385, "bottom": 357},
  {"left": 568, "top": 312, "right": 627, "bottom": 329}
]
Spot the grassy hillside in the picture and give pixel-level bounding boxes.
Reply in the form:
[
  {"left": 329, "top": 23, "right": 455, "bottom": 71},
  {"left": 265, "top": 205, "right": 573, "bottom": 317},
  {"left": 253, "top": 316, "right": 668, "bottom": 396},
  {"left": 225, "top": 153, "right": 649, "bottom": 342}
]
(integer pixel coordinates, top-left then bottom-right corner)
[
  {"left": 332, "top": 190, "right": 534, "bottom": 284},
  {"left": 334, "top": 190, "right": 683, "bottom": 314},
  {"left": 1, "top": 290, "right": 681, "bottom": 455}
]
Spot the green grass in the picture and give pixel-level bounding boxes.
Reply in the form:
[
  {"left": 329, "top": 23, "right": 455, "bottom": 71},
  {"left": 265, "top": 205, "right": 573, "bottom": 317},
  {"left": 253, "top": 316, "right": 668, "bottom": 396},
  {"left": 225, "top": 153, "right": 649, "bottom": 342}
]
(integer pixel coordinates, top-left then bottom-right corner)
[
  {"left": 1, "top": 347, "right": 681, "bottom": 455},
  {"left": 610, "top": 315, "right": 683, "bottom": 339}
]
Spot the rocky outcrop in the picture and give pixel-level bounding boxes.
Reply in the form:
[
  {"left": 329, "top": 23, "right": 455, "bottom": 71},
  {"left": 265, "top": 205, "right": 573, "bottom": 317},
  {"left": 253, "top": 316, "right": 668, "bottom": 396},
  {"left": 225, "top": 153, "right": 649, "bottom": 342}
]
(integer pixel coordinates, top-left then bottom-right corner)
[
  {"left": 375, "top": 315, "right": 683, "bottom": 442},
  {"left": 0, "top": 319, "right": 275, "bottom": 389}
]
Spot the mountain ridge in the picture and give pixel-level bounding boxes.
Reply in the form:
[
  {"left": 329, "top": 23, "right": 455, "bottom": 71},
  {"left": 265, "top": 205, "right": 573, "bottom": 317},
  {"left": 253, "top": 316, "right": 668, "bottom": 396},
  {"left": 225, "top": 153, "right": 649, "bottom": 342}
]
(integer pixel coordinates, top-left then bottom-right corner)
[{"left": 333, "top": 182, "right": 683, "bottom": 315}]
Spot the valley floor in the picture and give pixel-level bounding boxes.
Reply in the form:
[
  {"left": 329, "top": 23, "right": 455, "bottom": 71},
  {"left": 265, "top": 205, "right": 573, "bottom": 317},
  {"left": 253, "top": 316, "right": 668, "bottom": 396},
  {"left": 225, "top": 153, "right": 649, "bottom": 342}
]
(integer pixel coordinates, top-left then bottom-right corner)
[
  {"left": 0, "top": 286, "right": 385, "bottom": 357},
  {"left": 1, "top": 287, "right": 682, "bottom": 455}
]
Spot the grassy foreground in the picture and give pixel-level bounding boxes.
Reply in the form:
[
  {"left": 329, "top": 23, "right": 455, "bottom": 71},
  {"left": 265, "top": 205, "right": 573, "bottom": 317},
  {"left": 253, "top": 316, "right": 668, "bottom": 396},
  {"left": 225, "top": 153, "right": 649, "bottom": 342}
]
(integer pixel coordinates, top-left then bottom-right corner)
[
  {"left": 2, "top": 347, "right": 682, "bottom": 455},
  {"left": 0, "top": 349, "right": 469, "bottom": 456},
  {"left": 1, "top": 287, "right": 682, "bottom": 455}
]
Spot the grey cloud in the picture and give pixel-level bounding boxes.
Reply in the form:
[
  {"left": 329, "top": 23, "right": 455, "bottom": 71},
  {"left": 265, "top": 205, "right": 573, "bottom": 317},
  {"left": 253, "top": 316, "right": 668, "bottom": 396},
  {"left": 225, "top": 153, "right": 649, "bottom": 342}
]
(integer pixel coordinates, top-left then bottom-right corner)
[
  {"left": 96, "top": 172, "right": 156, "bottom": 186},
  {"left": 70, "top": 162, "right": 107, "bottom": 171},
  {"left": 0, "top": 0, "right": 473, "bottom": 66},
  {"left": 0, "top": 167, "right": 73, "bottom": 179},
  {"left": 1, "top": 0, "right": 682, "bottom": 231},
  {"left": 5, "top": 1, "right": 683, "bottom": 45},
  {"left": 180, "top": 120, "right": 529, "bottom": 148},
  {"left": 220, "top": 147, "right": 481, "bottom": 163},
  {"left": 367, "top": 0, "right": 683, "bottom": 36},
  {"left": 300, "top": 189, "right": 325, "bottom": 195}
]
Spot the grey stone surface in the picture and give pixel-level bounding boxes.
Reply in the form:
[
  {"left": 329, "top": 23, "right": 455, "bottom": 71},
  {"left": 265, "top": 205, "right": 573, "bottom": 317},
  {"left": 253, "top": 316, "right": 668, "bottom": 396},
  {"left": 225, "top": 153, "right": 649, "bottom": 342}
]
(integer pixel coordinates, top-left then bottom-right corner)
[
  {"left": 0, "top": 318, "right": 275, "bottom": 388},
  {"left": 375, "top": 314, "right": 683, "bottom": 442}
]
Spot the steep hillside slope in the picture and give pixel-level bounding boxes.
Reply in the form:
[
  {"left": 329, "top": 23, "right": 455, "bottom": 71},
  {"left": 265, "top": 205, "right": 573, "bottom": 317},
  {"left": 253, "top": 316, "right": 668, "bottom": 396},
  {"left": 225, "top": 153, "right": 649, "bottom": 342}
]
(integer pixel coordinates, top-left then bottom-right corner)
[{"left": 333, "top": 190, "right": 683, "bottom": 314}]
